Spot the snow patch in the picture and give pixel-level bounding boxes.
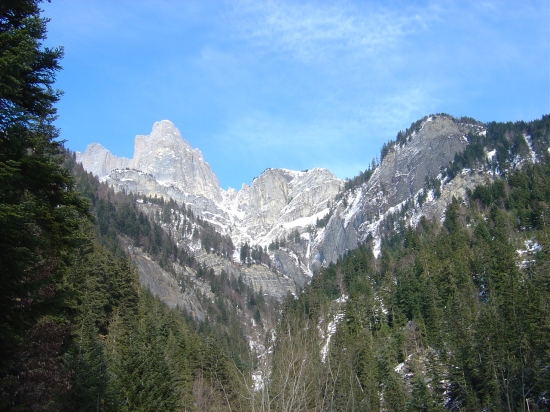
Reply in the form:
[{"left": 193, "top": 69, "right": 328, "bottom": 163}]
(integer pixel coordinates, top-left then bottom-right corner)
[
  {"left": 523, "top": 134, "right": 537, "bottom": 163},
  {"left": 252, "top": 371, "right": 264, "bottom": 391},
  {"left": 517, "top": 240, "right": 542, "bottom": 256},
  {"left": 343, "top": 188, "right": 363, "bottom": 227},
  {"left": 486, "top": 149, "right": 496, "bottom": 162},
  {"left": 320, "top": 311, "right": 345, "bottom": 363},
  {"left": 336, "top": 294, "right": 348, "bottom": 304},
  {"left": 516, "top": 240, "right": 542, "bottom": 269},
  {"left": 282, "top": 208, "right": 329, "bottom": 230}
]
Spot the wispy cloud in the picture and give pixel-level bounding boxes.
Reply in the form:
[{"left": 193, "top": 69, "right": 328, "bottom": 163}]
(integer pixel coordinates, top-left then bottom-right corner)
[
  {"left": 41, "top": 0, "right": 549, "bottom": 189},
  {"left": 229, "top": 1, "right": 434, "bottom": 63}
]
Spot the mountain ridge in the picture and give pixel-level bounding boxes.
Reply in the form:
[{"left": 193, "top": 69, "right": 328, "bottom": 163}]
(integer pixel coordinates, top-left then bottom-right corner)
[{"left": 76, "top": 114, "right": 550, "bottom": 298}]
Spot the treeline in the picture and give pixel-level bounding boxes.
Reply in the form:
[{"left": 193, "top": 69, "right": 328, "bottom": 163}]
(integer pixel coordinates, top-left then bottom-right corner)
[
  {"left": 146, "top": 193, "right": 235, "bottom": 258},
  {"left": 198, "top": 267, "right": 268, "bottom": 327},
  {"left": 344, "top": 158, "right": 379, "bottom": 192},
  {"left": 69, "top": 156, "right": 235, "bottom": 266},
  {"left": 69, "top": 158, "right": 194, "bottom": 269},
  {"left": 240, "top": 242, "right": 272, "bottom": 266},
  {"left": 267, "top": 229, "right": 302, "bottom": 251},
  {"left": 444, "top": 114, "right": 550, "bottom": 179},
  {"left": 347, "top": 114, "right": 550, "bottom": 195},
  {"left": 264, "top": 158, "right": 550, "bottom": 411}
]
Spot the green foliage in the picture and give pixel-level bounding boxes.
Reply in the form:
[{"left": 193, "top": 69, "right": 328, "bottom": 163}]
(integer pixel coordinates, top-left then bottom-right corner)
[
  {"left": 0, "top": 2, "right": 91, "bottom": 409},
  {"left": 316, "top": 209, "right": 332, "bottom": 228},
  {"left": 271, "top": 158, "right": 550, "bottom": 411},
  {"left": 343, "top": 159, "right": 378, "bottom": 192},
  {"left": 445, "top": 114, "right": 550, "bottom": 179}
]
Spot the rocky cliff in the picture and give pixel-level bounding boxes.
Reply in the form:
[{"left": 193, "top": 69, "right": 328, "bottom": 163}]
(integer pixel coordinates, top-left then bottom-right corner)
[
  {"left": 76, "top": 142, "right": 131, "bottom": 179},
  {"left": 76, "top": 114, "right": 547, "bottom": 301},
  {"left": 76, "top": 120, "right": 222, "bottom": 202},
  {"left": 227, "top": 168, "right": 343, "bottom": 247},
  {"left": 309, "top": 115, "right": 486, "bottom": 268}
]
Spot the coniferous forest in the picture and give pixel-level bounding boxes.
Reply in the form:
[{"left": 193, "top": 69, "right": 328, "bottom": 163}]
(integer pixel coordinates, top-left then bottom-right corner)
[
  {"left": 270, "top": 158, "right": 550, "bottom": 411},
  {"left": 0, "top": 3, "right": 248, "bottom": 410},
  {"left": 1, "top": 1, "right": 549, "bottom": 411}
]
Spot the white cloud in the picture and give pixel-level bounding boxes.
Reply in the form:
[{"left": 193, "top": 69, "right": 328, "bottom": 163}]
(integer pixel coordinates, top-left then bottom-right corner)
[
  {"left": 364, "top": 88, "right": 439, "bottom": 133},
  {"left": 229, "top": 1, "right": 434, "bottom": 63}
]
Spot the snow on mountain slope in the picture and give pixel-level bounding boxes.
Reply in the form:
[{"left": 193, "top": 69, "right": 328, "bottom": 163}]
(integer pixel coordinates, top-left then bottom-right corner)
[
  {"left": 77, "top": 121, "right": 343, "bottom": 287},
  {"left": 308, "top": 115, "right": 487, "bottom": 270},
  {"left": 77, "top": 114, "right": 549, "bottom": 297}
]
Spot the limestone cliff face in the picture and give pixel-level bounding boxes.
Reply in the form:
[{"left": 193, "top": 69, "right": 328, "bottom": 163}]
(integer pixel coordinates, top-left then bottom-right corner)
[
  {"left": 284, "top": 168, "right": 341, "bottom": 223},
  {"left": 228, "top": 168, "right": 343, "bottom": 248},
  {"left": 77, "top": 120, "right": 222, "bottom": 202},
  {"left": 131, "top": 120, "right": 222, "bottom": 202},
  {"left": 375, "top": 115, "right": 471, "bottom": 206},
  {"left": 310, "top": 115, "right": 485, "bottom": 269},
  {"left": 236, "top": 169, "right": 293, "bottom": 233},
  {"left": 75, "top": 143, "right": 130, "bottom": 179}
]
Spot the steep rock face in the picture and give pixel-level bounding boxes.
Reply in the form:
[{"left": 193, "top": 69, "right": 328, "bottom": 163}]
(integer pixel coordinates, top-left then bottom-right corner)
[
  {"left": 105, "top": 168, "right": 231, "bottom": 225},
  {"left": 376, "top": 115, "right": 470, "bottom": 205},
  {"left": 76, "top": 143, "right": 130, "bottom": 179},
  {"left": 131, "top": 120, "right": 222, "bottom": 202},
  {"left": 310, "top": 115, "right": 482, "bottom": 268},
  {"left": 228, "top": 168, "right": 342, "bottom": 245},
  {"left": 283, "top": 168, "right": 341, "bottom": 225},
  {"left": 235, "top": 169, "right": 294, "bottom": 237},
  {"left": 77, "top": 120, "right": 222, "bottom": 202},
  {"left": 122, "top": 242, "right": 210, "bottom": 321}
]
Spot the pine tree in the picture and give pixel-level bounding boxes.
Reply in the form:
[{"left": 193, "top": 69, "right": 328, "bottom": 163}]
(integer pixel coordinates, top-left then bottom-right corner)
[{"left": 0, "top": 1, "right": 89, "bottom": 408}]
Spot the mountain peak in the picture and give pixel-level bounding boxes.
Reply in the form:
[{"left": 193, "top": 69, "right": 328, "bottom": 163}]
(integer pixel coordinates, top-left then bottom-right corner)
[
  {"left": 76, "top": 143, "right": 131, "bottom": 179},
  {"left": 150, "top": 119, "right": 179, "bottom": 137},
  {"left": 77, "top": 121, "right": 221, "bottom": 202}
]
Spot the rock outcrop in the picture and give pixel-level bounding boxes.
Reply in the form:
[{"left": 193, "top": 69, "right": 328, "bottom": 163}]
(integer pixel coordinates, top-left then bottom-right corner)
[
  {"left": 229, "top": 168, "right": 343, "bottom": 247},
  {"left": 310, "top": 115, "right": 486, "bottom": 267},
  {"left": 78, "top": 115, "right": 527, "bottom": 299},
  {"left": 77, "top": 120, "right": 222, "bottom": 202},
  {"left": 76, "top": 142, "right": 130, "bottom": 179},
  {"left": 131, "top": 120, "right": 222, "bottom": 202}
]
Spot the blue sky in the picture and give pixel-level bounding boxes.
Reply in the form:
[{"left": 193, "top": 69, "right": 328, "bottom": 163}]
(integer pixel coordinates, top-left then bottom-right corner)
[{"left": 42, "top": 0, "right": 549, "bottom": 190}]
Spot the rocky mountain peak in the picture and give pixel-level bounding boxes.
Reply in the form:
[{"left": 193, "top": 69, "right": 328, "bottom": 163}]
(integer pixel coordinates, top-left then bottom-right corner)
[
  {"left": 309, "top": 114, "right": 486, "bottom": 268},
  {"left": 133, "top": 120, "right": 195, "bottom": 162},
  {"left": 75, "top": 143, "right": 131, "bottom": 180},
  {"left": 377, "top": 115, "right": 474, "bottom": 205},
  {"left": 131, "top": 120, "right": 221, "bottom": 201},
  {"left": 77, "top": 120, "right": 222, "bottom": 202}
]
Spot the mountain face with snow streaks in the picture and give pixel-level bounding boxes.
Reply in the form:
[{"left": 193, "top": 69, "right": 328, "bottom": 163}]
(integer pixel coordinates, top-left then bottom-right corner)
[
  {"left": 76, "top": 114, "right": 549, "bottom": 300},
  {"left": 77, "top": 120, "right": 222, "bottom": 202},
  {"left": 309, "top": 115, "right": 484, "bottom": 268},
  {"left": 77, "top": 120, "right": 344, "bottom": 292}
]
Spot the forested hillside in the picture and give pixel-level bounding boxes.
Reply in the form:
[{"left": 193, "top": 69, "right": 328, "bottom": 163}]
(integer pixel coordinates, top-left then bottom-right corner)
[
  {"left": 1, "top": 1, "right": 549, "bottom": 411},
  {"left": 266, "top": 154, "right": 550, "bottom": 411},
  {"left": 0, "top": 2, "right": 252, "bottom": 410}
]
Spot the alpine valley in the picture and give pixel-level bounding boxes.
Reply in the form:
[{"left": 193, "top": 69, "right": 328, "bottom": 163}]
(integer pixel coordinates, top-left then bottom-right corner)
[
  {"left": 4, "top": 3, "right": 550, "bottom": 410},
  {"left": 76, "top": 115, "right": 540, "bottom": 301},
  {"left": 68, "top": 113, "right": 550, "bottom": 409},
  {"left": 75, "top": 116, "right": 487, "bottom": 299}
]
